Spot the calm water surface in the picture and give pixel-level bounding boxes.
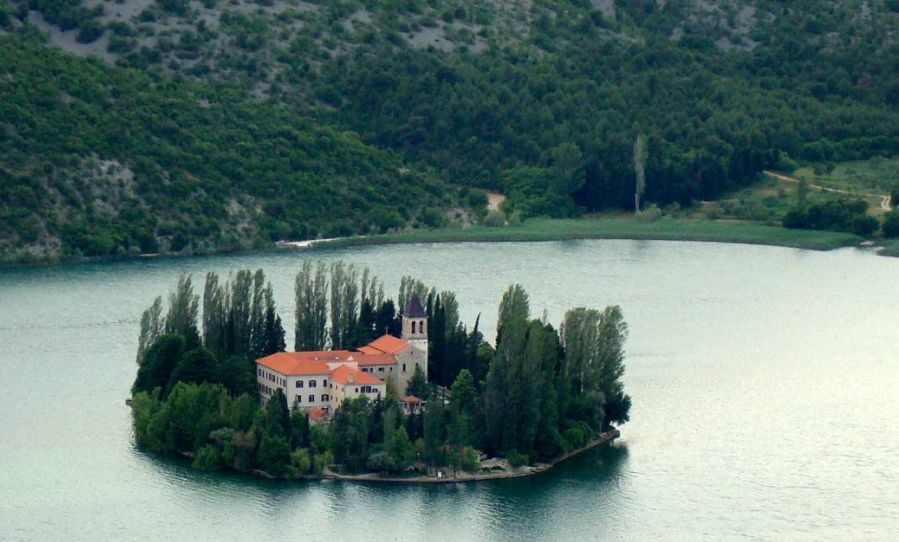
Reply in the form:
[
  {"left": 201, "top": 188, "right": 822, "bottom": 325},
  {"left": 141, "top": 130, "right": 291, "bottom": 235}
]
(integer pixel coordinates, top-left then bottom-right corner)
[{"left": 1, "top": 240, "right": 897, "bottom": 541}]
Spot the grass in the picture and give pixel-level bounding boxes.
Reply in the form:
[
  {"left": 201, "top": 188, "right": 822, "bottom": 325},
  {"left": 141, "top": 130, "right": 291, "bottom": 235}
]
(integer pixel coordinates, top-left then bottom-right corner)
[
  {"left": 800, "top": 157, "right": 899, "bottom": 196},
  {"left": 324, "top": 216, "right": 862, "bottom": 252}
]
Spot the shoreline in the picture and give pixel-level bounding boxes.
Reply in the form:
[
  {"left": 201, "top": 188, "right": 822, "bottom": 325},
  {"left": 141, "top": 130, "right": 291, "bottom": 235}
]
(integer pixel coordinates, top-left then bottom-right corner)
[
  {"left": 319, "top": 429, "right": 621, "bottom": 484},
  {"left": 317, "top": 217, "right": 864, "bottom": 253},
  {"left": 2, "top": 217, "right": 879, "bottom": 268},
  {"left": 171, "top": 429, "right": 621, "bottom": 484}
]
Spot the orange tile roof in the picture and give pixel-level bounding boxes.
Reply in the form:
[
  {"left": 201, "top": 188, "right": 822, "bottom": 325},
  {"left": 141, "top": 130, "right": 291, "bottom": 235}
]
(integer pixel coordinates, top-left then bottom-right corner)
[
  {"left": 330, "top": 365, "right": 384, "bottom": 386},
  {"left": 365, "top": 334, "right": 410, "bottom": 355},
  {"left": 256, "top": 351, "right": 353, "bottom": 376},
  {"left": 401, "top": 395, "right": 423, "bottom": 403},
  {"left": 308, "top": 407, "right": 328, "bottom": 423},
  {"left": 356, "top": 346, "right": 382, "bottom": 355},
  {"left": 356, "top": 353, "right": 397, "bottom": 366}
]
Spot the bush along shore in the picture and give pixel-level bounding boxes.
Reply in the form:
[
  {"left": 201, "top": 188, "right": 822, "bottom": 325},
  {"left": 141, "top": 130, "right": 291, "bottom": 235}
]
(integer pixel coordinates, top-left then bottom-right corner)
[{"left": 130, "top": 264, "right": 631, "bottom": 482}]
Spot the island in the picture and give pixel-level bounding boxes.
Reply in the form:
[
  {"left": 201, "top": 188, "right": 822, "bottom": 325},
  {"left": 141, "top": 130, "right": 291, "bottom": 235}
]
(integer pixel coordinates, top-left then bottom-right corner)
[{"left": 130, "top": 263, "right": 631, "bottom": 481}]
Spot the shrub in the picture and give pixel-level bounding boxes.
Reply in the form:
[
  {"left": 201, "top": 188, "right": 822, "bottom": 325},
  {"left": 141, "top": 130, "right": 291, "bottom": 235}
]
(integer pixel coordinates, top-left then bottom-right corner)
[
  {"left": 366, "top": 451, "right": 394, "bottom": 473},
  {"left": 636, "top": 204, "right": 662, "bottom": 222},
  {"left": 505, "top": 449, "right": 528, "bottom": 468},
  {"left": 192, "top": 445, "right": 222, "bottom": 471},
  {"left": 882, "top": 211, "right": 899, "bottom": 238},
  {"left": 420, "top": 207, "right": 447, "bottom": 229},
  {"left": 76, "top": 20, "right": 104, "bottom": 44},
  {"left": 482, "top": 210, "right": 506, "bottom": 227},
  {"left": 461, "top": 447, "right": 480, "bottom": 472},
  {"left": 849, "top": 215, "right": 878, "bottom": 237},
  {"left": 563, "top": 427, "right": 587, "bottom": 449}
]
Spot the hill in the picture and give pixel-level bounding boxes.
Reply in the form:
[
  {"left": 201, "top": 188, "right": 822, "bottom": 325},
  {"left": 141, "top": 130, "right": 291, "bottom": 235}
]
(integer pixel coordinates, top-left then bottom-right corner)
[
  {"left": 2, "top": 0, "right": 899, "bottom": 260},
  {"left": 0, "top": 36, "right": 473, "bottom": 263}
]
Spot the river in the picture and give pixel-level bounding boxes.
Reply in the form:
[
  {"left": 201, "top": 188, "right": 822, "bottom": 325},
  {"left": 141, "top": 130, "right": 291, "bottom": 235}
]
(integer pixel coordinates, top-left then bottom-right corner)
[{"left": 1, "top": 240, "right": 897, "bottom": 540}]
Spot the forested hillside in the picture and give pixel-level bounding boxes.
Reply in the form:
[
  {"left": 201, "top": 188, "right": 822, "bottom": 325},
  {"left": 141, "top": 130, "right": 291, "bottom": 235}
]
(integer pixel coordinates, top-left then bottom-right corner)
[
  {"left": 3, "top": 0, "right": 899, "bottom": 260},
  {"left": 0, "top": 37, "right": 468, "bottom": 262}
]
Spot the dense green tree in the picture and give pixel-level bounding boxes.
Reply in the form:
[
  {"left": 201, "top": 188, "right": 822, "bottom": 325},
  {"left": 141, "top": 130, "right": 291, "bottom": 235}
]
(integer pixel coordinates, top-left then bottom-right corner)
[
  {"left": 388, "top": 425, "right": 413, "bottom": 471},
  {"left": 290, "top": 409, "right": 310, "bottom": 449},
  {"left": 256, "top": 435, "right": 291, "bottom": 476},
  {"left": 883, "top": 210, "right": 899, "bottom": 238},
  {"left": 168, "top": 347, "right": 218, "bottom": 391},
  {"left": 262, "top": 389, "right": 291, "bottom": 439},
  {"left": 133, "top": 334, "right": 187, "bottom": 395}
]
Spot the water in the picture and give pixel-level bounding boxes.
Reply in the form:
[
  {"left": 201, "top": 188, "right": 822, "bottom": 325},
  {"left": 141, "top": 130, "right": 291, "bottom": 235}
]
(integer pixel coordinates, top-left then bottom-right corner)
[{"left": 1, "top": 240, "right": 897, "bottom": 541}]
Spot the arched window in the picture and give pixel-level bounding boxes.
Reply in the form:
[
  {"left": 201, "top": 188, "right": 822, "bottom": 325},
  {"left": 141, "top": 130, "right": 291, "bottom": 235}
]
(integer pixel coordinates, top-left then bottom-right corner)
[{"left": 411, "top": 321, "right": 417, "bottom": 334}]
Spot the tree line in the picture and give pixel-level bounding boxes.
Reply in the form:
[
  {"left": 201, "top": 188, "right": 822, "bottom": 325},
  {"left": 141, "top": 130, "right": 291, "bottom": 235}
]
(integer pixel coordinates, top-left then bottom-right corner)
[{"left": 130, "top": 264, "right": 631, "bottom": 476}]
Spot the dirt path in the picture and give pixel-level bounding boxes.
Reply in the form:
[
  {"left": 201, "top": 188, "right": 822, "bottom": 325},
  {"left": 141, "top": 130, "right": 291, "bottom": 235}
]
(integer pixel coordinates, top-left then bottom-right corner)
[
  {"left": 486, "top": 191, "right": 506, "bottom": 212},
  {"left": 763, "top": 170, "right": 891, "bottom": 211}
]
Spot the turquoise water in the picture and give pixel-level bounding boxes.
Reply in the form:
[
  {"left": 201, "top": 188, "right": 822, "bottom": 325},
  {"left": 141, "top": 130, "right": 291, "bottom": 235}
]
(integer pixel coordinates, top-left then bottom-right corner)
[{"left": 1, "top": 240, "right": 897, "bottom": 540}]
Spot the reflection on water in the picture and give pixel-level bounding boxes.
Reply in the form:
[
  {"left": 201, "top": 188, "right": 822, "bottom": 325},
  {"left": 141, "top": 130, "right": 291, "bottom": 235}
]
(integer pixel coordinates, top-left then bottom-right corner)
[{"left": 1, "top": 240, "right": 898, "bottom": 540}]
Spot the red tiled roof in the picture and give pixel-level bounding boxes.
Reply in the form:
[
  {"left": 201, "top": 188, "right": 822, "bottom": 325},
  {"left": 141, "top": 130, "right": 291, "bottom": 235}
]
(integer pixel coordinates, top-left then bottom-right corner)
[
  {"left": 308, "top": 407, "right": 327, "bottom": 423},
  {"left": 365, "top": 334, "right": 410, "bottom": 355},
  {"left": 356, "top": 346, "right": 382, "bottom": 355},
  {"left": 401, "top": 395, "right": 423, "bottom": 404},
  {"left": 356, "top": 353, "right": 397, "bottom": 366},
  {"left": 330, "top": 365, "right": 384, "bottom": 386},
  {"left": 256, "top": 351, "right": 353, "bottom": 376}
]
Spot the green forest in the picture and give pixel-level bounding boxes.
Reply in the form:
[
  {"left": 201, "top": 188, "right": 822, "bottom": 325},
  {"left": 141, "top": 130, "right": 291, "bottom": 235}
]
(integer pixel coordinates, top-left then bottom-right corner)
[
  {"left": 0, "top": 36, "right": 476, "bottom": 263},
  {"left": 3, "top": 0, "right": 899, "bottom": 261},
  {"left": 130, "top": 264, "right": 631, "bottom": 477}
]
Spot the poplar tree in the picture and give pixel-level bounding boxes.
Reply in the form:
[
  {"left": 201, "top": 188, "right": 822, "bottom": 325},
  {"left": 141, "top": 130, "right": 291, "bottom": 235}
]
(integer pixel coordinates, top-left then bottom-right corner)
[
  {"left": 329, "top": 262, "right": 346, "bottom": 349},
  {"left": 633, "top": 133, "right": 647, "bottom": 213},
  {"left": 137, "top": 296, "right": 164, "bottom": 365},
  {"left": 228, "top": 270, "right": 253, "bottom": 360},
  {"left": 202, "top": 272, "right": 227, "bottom": 354},
  {"left": 164, "top": 274, "right": 199, "bottom": 347},
  {"left": 294, "top": 261, "right": 328, "bottom": 351},
  {"left": 249, "top": 270, "right": 267, "bottom": 358}
]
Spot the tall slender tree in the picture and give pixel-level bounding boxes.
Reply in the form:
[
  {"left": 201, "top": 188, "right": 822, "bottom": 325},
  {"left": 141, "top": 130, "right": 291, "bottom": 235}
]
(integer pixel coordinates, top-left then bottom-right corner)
[
  {"left": 633, "top": 133, "right": 647, "bottom": 213},
  {"left": 294, "top": 261, "right": 328, "bottom": 351},
  {"left": 137, "top": 296, "right": 164, "bottom": 365}
]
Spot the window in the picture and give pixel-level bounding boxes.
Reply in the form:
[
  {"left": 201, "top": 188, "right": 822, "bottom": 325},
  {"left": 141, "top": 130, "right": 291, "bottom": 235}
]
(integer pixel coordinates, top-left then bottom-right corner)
[
  {"left": 322, "top": 379, "right": 327, "bottom": 387},
  {"left": 296, "top": 380, "right": 303, "bottom": 388},
  {"left": 354, "top": 388, "right": 359, "bottom": 393},
  {"left": 257, "top": 368, "right": 261, "bottom": 376},
  {"left": 362, "top": 386, "right": 371, "bottom": 393},
  {"left": 308, "top": 395, "right": 315, "bottom": 403},
  {"left": 412, "top": 321, "right": 417, "bottom": 334},
  {"left": 403, "top": 364, "right": 406, "bottom": 372},
  {"left": 322, "top": 394, "right": 329, "bottom": 402},
  {"left": 310, "top": 380, "right": 317, "bottom": 388},
  {"left": 379, "top": 367, "right": 384, "bottom": 372},
  {"left": 296, "top": 395, "right": 302, "bottom": 403}
]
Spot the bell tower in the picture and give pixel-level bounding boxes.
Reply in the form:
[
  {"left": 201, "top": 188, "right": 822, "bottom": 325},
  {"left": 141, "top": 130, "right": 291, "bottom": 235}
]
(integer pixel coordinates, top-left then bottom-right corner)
[{"left": 401, "top": 293, "right": 429, "bottom": 379}]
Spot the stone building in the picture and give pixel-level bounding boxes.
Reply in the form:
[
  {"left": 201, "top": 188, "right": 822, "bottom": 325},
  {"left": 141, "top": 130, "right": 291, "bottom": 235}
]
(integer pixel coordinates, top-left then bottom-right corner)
[{"left": 255, "top": 294, "right": 429, "bottom": 419}]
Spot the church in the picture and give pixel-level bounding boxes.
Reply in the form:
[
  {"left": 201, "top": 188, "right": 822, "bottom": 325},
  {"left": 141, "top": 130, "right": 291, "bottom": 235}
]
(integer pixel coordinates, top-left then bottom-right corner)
[{"left": 255, "top": 294, "right": 429, "bottom": 420}]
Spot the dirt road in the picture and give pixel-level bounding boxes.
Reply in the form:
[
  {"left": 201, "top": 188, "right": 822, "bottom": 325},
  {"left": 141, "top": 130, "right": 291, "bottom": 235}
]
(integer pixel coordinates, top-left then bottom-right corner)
[{"left": 763, "top": 170, "right": 891, "bottom": 211}]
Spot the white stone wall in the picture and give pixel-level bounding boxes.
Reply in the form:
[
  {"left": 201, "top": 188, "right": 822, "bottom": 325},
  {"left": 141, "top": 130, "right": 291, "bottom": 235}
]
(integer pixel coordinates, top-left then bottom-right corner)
[{"left": 286, "top": 374, "right": 331, "bottom": 410}]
